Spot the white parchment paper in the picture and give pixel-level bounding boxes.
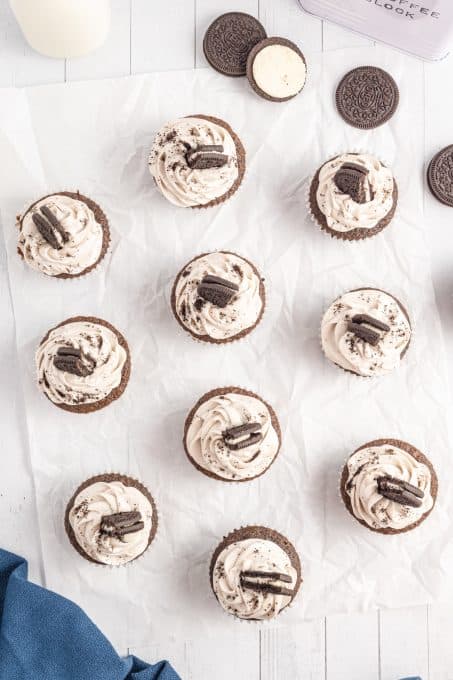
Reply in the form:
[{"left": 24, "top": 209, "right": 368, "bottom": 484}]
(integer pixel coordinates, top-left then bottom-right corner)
[{"left": 1, "top": 47, "right": 453, "bottom": 653}]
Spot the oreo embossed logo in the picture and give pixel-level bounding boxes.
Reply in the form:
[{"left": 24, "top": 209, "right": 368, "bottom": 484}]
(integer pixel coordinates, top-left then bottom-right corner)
[{"left": 364, "top": 0, "right": 440, "bottom": 20}]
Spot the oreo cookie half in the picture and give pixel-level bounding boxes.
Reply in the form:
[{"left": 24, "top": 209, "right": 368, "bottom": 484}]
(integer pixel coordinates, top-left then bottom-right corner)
[
  {"left": 427, "top": 145, "right": 453, "bottom": 207},
  {"left": 203, "top": 12, "right": 266, "bottom": 77},
  {"left": 246, "top": 37, "right": 307, "bottom": 103},
  {"left": 336, "top": 66, "right": 399, "bottom": 129}
]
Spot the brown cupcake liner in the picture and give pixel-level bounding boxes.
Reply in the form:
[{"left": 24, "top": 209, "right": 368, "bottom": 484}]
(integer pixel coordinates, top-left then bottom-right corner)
[
  {"left": 246, "top": 37, "right": 308, "bottom": 103},
  {"left": 339, "top": 438, "right": 438, "bottom": 535},
  {"left": 36, "top": 315, "right": 131, "bottom": 414},
  {"left": 170, "top": 250, "right": 266, "bottom": 345},
  {"left": 183, "top": 385, "right": 282, "bottom": 483},
  {"left": 64, "top": 472, "right": 159, "bottom": 567},
  {"left": 16, "top": 191, "right": 111, "bottom": 280},
  {"left": 209, "top": 525, "right": 302, "bottom": 623},
  {"left": 319, "top": 287, "right": 412, "bottom": 379},
  {"left": 305, "top": 151, "right": 398, "bottom": 242}
]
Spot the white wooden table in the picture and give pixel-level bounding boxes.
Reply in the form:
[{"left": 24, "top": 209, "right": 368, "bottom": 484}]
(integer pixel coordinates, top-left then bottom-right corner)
[{"left": 1, "top": 1, "right": 453, "bottom": 678}]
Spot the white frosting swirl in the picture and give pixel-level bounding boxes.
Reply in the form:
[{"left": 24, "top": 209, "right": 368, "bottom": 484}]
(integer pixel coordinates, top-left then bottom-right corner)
[
  {"left": 186, "top": 391, "right": 279, "bottom": 481},
  {"left": 18, "top": 194, "right": 104, "bottom": 276},
  {"left": 68, "top": 480, "right": 154, "bottom": 565},
  {"left": 148, "top": 117, "right": 239, "bottom": 207},
  {"left": 36, "top": 319, "right": 127, "bottom": 406},
  {"left": 345, "top": 443, "right": 434, "bottom": 531},
  {"left": 212, "top": 537, "right": 297, "bottom": 620},
  {"left": 174, "top": 252, "right": 264, "bottom": 341},
  {"left": 321, "top": 289, "right": 411, "bottom": 377},
  {"left": 316, "top": 153, "right": 395, "bottom": 232}
]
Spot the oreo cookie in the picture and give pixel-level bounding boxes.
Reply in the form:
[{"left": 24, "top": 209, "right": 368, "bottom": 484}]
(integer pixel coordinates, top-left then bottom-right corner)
[
  {"left": 246, "top": 37, "right": 307, "bottom": 102},
  {"left": 203, "top": 12, "right": 266, "bottom": 77},
  {"left": 427, "top": 145, "right": 453, "bottom": 206},
  {"left": 336, "top": 66, "right": 399, "bottom": 129}
]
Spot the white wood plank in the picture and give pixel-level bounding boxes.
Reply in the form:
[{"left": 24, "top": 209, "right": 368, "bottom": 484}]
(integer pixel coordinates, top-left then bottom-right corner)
[
  {"left": 380, "top": 606, "right": 429, "bottom": 680},
  {"left": 65, "top": 0, "right": 131, "bottom": 82},
  {"left": 322, "top": 22, "right": 374, "bottom": 51},
  {"left": 259, "top": 0, "right": 323, "bottom": 54},
  {"left": 326, "top": 612, "right": 379, "bottom": 680},
  {"left": 261, "top": 621, "right": 325, "bottom": 680},
  {"left": 131, "top": 0, "right": 195, "bottom": 73},
  {"left": 428, "top": 603, "right": 453, "bottom": 680}
]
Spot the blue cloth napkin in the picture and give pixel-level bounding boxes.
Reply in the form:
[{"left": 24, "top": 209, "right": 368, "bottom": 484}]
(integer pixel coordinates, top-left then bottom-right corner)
[{"left": 0, "top": 549, "right": 181, "bottom": 680}]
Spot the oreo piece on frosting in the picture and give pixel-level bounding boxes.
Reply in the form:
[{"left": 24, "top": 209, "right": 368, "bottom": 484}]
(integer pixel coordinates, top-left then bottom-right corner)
[
  {"left": 246, "top": 37, "right": 307, "bottom": 102},
  {"left": 336, "top": 66, "right": 399, "bottom": 130},
  {"left": 427, "top": 145, "right": 453, "bottom": 206},
  {"left": 203, "top": 12, "right": 267, "bottom": 77}
]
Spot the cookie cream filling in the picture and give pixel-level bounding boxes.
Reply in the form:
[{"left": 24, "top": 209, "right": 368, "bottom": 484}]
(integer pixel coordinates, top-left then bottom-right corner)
[
  {"left": 321, "top": 289, "right": 411, "bottom": 377},
  {"left": 345, "top": 444, "right": 434, "bottom": 531},
  {"left": 148, "top": 117, "right": 239, "bottom": 207},
  {"left": 36, "top": 319, "right": 127, "bottom": 406},
  {"left": 174, "top": 252, "right": 264, "bottom": 340},
  {"left": 212, "top": 537, "right": 297, "bottom": 620},
  {"left": 316, "top": 153, "right": 394, "bottom": 232},
  {"left": 68, "top": 480, "right": 153, "bottom": 565},
  {"left": 186, "top": 391, "right": 279, "bottom": 481},
  {"left": 252, "top": 44, "right": 306, "bottom": 99},
  {"left": 18, "top": 194, "right": 104, "bottom": 276}
]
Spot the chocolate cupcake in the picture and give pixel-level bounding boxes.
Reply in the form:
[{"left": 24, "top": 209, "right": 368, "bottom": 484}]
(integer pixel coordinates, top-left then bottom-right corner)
[
  {"left": 65, "top": 473, "right": 157, "bottom": 565},
  {"left": 171, "top": 251, "right": 265, "bottom": 344},
  {"left": 148, "top": 115, "right": 245, "bottom": 208},
  {"left": 210, "top": 525, "right": 302, "bottom": 620},
  {"left": 321, "top": 288, "right": 411, "bottom": 377},
  {"left": 309, "top": 153, "right": 398, "bottom": 240},
  {"left": 340, "top": 439, "right": 437, "bottom": 535},
  {"left": 36, "top": 316, "right": 131, "bottom": 413},
  {"left": 17, "top": 191, "right": 110, "bottom": 278},
  {"left": 184, "top": 387, "right": 281, "bottom": 482}
]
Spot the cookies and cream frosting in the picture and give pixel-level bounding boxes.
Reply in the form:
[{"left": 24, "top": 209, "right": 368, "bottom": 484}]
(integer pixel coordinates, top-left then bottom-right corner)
[
  {"left": 186, "top": 391, "right": 279, "bottom": 481},
  {"left": 252, "top": 44, "right": 306, "bottom": 99},
  {"left": 68, "top": 480, "right": 154, "bottom": 565},
  {"left": 321, "top": 289, "right": 411, "bottom": 377},
  {"left": 174, "top": 252, "right": 264, "bottom": 341},
  {"left": 345, "top": 443, "right": 434, "bottom": 531},
  {"left": 36, "top": 319, "right": 127, "bottom": 406},
  {"left": 18, "top": 194, "right": 104, "bottom": 277},
  {"left": 212, "top": 537, "right": 297, "bottom": 620},
  {"left": 316, "top": 153, "right": 394, "bottom": 232},
  {"left": 148, "top": 117, "right": 239, "bottom": 207}
]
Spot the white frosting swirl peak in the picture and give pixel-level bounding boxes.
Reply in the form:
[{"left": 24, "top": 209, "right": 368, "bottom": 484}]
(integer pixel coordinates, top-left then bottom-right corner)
[
  {"left": 148, "top": 117, "right": 239, "bottom": 207},
  {"left": 19, "top": 194, "right": 104, "bottom": 276},
  {"left": 321, "top": 289, "right": 411, "bottom": 377},
  {"left": 186, "top": 391, "right": 280, "bottom": 481}
]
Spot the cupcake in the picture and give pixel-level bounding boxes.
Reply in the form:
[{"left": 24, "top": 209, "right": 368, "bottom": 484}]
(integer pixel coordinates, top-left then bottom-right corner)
[
  {"left": 171, "top": 251, "right": 265, "bottom": 344},
  {"left": 148, "top": 115, "right": 245, "bottom": 208},
  {"left": 340, "top": 439, "right": 437, "bottom": 534},
  {"left": 184, "top": 387, "right": 281, "bottom": 482},
  {"left": 65, "top": 473, "right": 157, "bottom": 565},
  {"left": 210, "top": 526, "right": 302, "bottom": 620},
  {"left": 309, "top": 153, "right": 398, "bottom": 240},
  {"left": 321, "top": 288, "right": 411, "bottom": 377},
  {"left": 36, "top": 316, "right": 131, "bottom": 413},
  {"left": 17, "top": 191, "right": 110, "bottom": 278}
]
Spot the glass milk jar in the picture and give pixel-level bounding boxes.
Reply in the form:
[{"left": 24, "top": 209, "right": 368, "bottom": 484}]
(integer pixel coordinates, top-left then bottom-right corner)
[
  {"left": 9, "top": 0, "right": 111, "bottom": 59},
  {"left": 299, "top": 0, "right": 452, "bottom": 60}
]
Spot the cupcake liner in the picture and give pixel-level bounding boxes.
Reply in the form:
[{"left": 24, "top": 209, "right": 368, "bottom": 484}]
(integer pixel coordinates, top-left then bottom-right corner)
[
  {"left": 183, "top": 385, "right": 282, "bottom": 484},
  {"left": 318, "top": 287, "right": 413, "bottom": 380},
  {"left": 64, "top": 472, "right": 159, "bottom": 569},
  {"left": 170, "top": 250, "right": 267, "bottom": 346},
  {"left": 338, "top": 439, "right": 438, "bottom": 535},
  {"left": 16, "top": 190, "right": 112, "bottom": 281},
  {"left": 35, "top": 316, "right": 131, "bottom": 414},
  {"left": 208, "top": 524, "right": 302, "bottom": 624},
  {"left": 305, "top": 150, "right": 398, "bottom": 242}
]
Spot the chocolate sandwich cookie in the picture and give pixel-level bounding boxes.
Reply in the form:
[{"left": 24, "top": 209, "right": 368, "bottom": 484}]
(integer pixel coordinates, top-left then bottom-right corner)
[
  {"left": 427, "top": 145, "right": 453, "bottom": 206},
  {"left": 246, "top": 37, "right": 307, "bottom": 102},
  {"left": 210, "top": 525, "right": 302, "bottom": 620},
  {"left": 65, "top": 473, "right": 158, "bottom": 565},
  {"left": 17, "top": 191, "right": 110, "bottom": 279},
  {"left": 340, "top": 439, "right": 437, "bottom": 535},
  {"left": 336, "top": 66, "right": 399, "bottom": 129},
  {"left": 203, "top": 12, "right": 266, "bottom": 77},
  {"left": 36, "top": 316, "right": 131, "bottom": 413}
]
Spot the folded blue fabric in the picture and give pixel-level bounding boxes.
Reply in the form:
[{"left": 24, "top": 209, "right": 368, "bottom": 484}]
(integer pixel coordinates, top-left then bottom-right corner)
[{"left": 0, "top": 549, "right": 180, "bottom": 680}]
